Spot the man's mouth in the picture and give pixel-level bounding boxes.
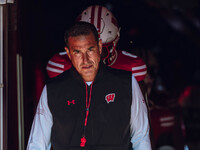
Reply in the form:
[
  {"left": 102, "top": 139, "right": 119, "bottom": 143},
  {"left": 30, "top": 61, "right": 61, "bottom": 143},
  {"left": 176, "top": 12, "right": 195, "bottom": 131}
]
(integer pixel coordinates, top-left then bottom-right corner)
[{"left": 82, "top": 65, "right": 92, "bottom": 69}]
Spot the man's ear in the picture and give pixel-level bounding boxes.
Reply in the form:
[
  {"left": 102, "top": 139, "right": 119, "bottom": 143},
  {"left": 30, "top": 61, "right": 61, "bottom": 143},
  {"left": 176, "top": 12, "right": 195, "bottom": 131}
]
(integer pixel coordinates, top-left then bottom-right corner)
[
  {"left": 98, "top": 39, "right": 103, "bottom": 54},
  {"left": 64, "top": 46, "right": 71, "bottom": 60}
]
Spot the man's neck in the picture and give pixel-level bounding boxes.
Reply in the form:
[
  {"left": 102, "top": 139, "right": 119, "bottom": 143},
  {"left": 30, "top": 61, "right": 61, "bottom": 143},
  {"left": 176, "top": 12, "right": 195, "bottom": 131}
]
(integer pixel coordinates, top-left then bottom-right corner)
[{"left": 86, "top": 81, "right": 92, "bottom": 86}]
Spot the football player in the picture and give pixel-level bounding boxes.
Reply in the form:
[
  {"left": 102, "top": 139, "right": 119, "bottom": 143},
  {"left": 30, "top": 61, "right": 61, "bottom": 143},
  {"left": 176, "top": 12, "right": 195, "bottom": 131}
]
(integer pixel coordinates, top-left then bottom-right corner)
[{"left": 46, "top": 5, "right": 147, "bottom": 83}]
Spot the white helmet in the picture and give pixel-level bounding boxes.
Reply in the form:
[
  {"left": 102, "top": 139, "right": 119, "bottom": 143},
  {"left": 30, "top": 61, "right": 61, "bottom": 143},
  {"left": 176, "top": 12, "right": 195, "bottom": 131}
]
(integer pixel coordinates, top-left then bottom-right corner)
[{"left": 76, "top": 5, "right": 120, "bottom": 55}]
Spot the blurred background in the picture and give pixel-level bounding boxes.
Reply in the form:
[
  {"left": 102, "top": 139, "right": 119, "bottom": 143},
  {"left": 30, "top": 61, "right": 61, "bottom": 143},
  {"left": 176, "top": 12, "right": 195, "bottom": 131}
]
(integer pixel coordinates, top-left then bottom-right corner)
[{"left": 0, "top": 0, "right": 200, "bottom": 149}]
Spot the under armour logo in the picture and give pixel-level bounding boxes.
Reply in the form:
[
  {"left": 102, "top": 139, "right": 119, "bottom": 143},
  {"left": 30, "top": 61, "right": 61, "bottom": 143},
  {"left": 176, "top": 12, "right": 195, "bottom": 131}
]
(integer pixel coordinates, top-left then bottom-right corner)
[
  {"left": 67, "top": 100, "right": 75, "bottom": 105},
  {"left": 105, "top": 93, "right": 115, "bottom": 103}
]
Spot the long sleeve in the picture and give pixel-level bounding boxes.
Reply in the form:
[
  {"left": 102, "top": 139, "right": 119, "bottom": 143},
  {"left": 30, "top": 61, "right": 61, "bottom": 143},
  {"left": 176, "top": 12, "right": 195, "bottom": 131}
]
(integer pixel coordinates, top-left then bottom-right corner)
[
  {"left": 130, "top": 75, "right": 151, "bottom": 150},
  {"left": 27, "top": 85, "right": 53, "bottom": 150}
]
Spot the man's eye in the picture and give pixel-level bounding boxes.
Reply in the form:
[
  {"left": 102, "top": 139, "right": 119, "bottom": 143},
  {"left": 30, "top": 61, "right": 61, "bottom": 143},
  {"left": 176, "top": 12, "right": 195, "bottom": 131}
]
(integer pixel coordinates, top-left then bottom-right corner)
[
  {"left": 74, "top": 50, "right": 80, "bottom": 53},
  {"left": 88, "top": 48, "right": 94, "bottom": 52}
]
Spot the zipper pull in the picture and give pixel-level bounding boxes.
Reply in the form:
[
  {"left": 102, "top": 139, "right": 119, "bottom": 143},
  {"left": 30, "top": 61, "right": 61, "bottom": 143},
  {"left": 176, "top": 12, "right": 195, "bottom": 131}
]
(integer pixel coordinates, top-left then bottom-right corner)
[{"left": 80, "top": 136, "right": 87, "bottom": 147}]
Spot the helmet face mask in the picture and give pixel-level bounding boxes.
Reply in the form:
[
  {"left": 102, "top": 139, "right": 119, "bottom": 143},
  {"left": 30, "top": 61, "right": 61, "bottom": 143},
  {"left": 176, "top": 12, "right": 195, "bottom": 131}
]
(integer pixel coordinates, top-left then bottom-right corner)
[{"left": 76, "top": 5, "right": 120, "bottom": 61}]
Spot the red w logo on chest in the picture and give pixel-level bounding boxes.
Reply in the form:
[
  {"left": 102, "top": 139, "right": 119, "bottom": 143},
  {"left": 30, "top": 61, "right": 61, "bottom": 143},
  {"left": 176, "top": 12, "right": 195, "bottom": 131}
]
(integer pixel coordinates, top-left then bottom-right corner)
[{"left": 105, "top": 93, "right": 115, "bottom": 103}]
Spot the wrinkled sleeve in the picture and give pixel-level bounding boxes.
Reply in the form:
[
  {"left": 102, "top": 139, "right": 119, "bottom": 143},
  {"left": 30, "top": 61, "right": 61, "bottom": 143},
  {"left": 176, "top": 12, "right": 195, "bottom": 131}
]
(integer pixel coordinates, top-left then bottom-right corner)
[
  {"left": 27, "top": 85, "right": 53, "bottom": 150},
  {"left": 130, "top": 75, "right": 151, "bottom": 150}
]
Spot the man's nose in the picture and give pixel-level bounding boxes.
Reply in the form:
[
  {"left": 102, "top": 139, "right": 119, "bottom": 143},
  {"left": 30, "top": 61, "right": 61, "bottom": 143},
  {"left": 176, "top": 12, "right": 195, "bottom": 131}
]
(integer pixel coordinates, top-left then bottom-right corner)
[{"left": 83, "top": 53, "right": 89, "bottom": 63}]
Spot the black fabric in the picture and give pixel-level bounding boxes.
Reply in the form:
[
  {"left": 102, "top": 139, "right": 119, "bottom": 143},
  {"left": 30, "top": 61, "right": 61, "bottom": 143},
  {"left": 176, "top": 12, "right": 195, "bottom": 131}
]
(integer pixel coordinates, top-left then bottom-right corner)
[{"left": 47, "top": 62, "right": 133, "bottom": 150}]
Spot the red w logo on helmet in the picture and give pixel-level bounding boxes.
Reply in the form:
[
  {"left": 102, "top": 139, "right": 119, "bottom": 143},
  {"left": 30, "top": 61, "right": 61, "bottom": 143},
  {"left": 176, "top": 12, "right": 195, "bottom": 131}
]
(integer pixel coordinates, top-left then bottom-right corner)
[{"left": 105, "top": 93, "right": 115, "bottom": 103}]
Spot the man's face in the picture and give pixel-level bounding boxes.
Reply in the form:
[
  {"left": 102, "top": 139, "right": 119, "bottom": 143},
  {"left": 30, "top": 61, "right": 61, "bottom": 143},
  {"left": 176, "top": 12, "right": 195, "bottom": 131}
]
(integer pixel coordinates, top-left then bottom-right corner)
[{"left": 65, "top": 32, "right": 102, "bottom": 82}]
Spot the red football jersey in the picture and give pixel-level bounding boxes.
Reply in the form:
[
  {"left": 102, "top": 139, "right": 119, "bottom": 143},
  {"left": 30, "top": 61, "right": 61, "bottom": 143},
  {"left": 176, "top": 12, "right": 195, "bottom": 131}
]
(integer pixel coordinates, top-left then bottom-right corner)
[
  {"left": 106, "top": 50, "right": 147, "bottom": 81},
  {"left": 46, "top": 51, "right": 72, "bottom": 78},
  {"left": 46, "top": 50, "right": 147, "bottom": 81}
]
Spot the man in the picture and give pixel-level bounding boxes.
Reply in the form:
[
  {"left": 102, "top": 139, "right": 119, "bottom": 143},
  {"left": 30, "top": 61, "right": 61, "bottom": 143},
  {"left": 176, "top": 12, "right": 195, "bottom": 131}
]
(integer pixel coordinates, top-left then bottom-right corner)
[{"left": 27, "top": 22, "right": 151, "bottom": 149}]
